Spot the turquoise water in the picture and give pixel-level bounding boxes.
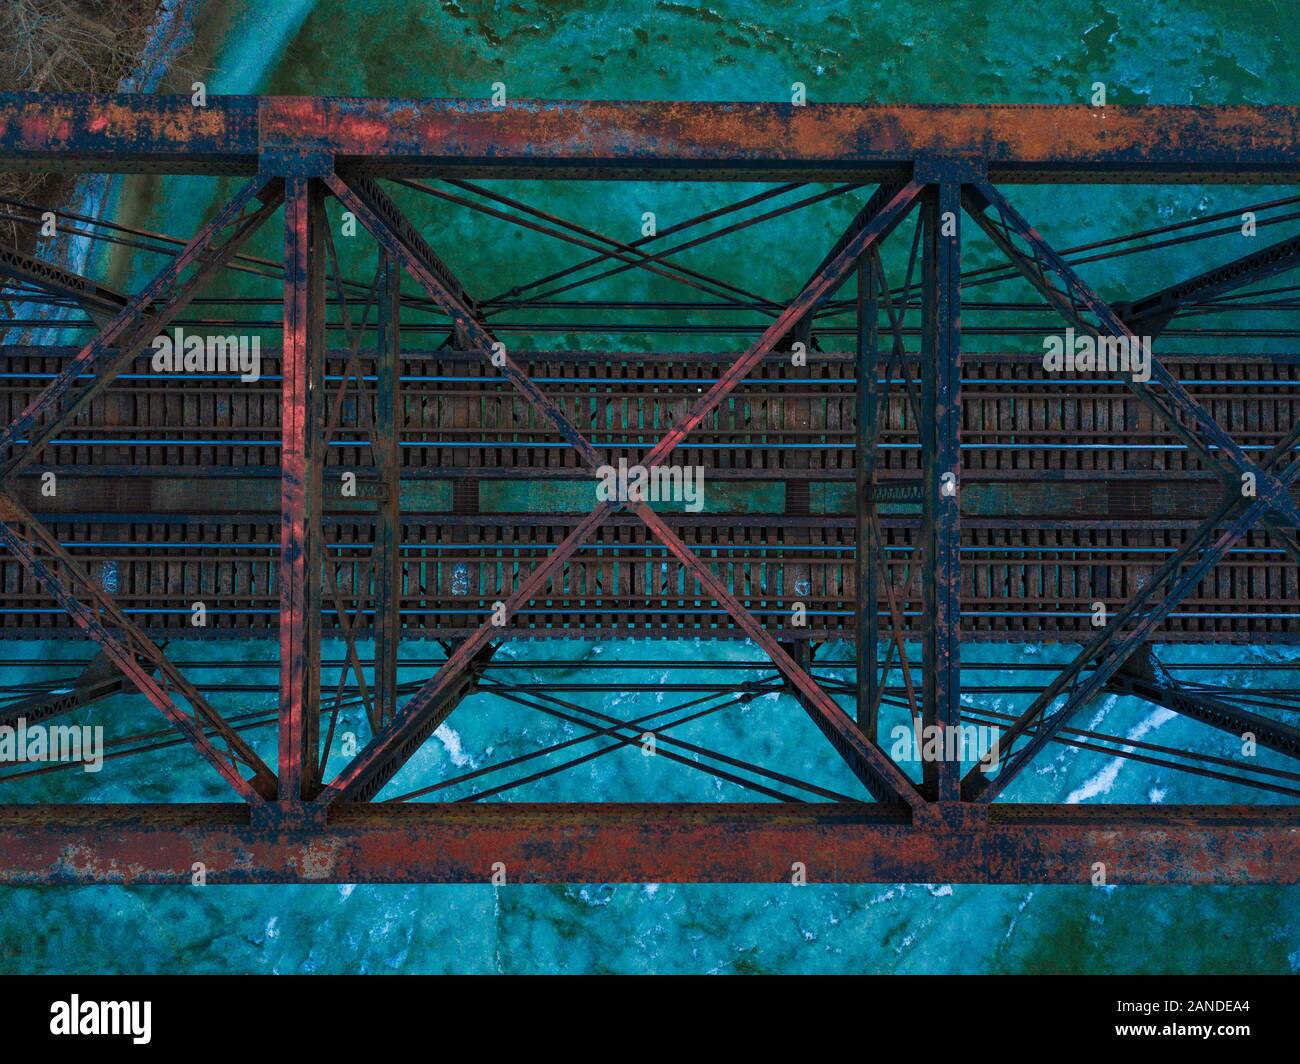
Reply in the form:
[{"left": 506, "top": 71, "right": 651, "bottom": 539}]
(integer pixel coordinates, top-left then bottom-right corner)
[
  {"left": 4, "top": 637, "right": 1300, "bottom": 973},
  {"left": 4, "top": 0, "right": 1300, "bottom": 973}
]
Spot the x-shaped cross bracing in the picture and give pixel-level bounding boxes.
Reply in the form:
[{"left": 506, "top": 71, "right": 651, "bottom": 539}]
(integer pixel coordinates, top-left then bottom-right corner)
[
  {"left": 960, "top": 181, "right": 1300, "bottom": 801},
  {"left": 317, "top": 173, "right": 928, "bottom": 808}
]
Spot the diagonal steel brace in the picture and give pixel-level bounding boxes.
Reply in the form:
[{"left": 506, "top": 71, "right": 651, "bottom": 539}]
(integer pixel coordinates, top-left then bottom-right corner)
[
  {"left": 964, "top": 181, "right": 1300, "bottom": 531},
  {"left": 0, "top": 490, "right": 277, "bottom": 801}
]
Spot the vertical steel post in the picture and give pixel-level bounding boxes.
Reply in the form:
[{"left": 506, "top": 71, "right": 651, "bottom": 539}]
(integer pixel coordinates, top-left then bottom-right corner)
[
  {"left": 856, "top": 255, "right": 880, "bottom": 734},
  {"left": 279, "top": 176, "right": 326, "bottom": 802},
  {"left": 920, "top": 180, "right": 963, "bottom": 801},
  {"left": 373, "top": 250, "right": 403, "bottom": 725}
]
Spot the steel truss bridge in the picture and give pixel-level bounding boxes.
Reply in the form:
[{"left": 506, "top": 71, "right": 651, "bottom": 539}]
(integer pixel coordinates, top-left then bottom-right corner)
[{"left": 0, "top": 95, "right": 1298, "bottom": 883}]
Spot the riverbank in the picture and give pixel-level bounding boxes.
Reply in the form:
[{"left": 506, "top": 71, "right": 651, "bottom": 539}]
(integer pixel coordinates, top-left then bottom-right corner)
[{"left": 0, "top": 0, "right": 189, "bottom": 252}]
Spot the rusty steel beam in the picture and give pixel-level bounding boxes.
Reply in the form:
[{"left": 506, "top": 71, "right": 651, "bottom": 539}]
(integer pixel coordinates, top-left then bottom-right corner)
[
  {"left": 321, "top": 640, "right": 494, "bottom": 803},
  {"left": 0, "top": 246, "right": 130, "bottom": 328},
  {"left": 1115, "top": 228, "right": 1300, "bottom": 335},
  {"left": 0, "top": 650, "right": 124, "bottom": 730},
  {"left": 0, "top": 803, "right": 1296, "bottom": 884},
  {"left": 1107, "top": 649, "right": 1300, "bottom": 760},
  {"left": 919, "top": 178, "right": 963, "bottom": 801},
  {"left": 372, "top": 250, "right": 402, "bottom": 726},
  {"left": 344, "top": 175, "right": 478, "bottom": 318},
  {"left": 278, "top": 176, "right": 326, "bottom": 803},
  {"left": 855, "top": 254, "right": 879, "bottom": 733},
  {"left": 3, "top": 96, "right": 1300, "bottom": 181}
]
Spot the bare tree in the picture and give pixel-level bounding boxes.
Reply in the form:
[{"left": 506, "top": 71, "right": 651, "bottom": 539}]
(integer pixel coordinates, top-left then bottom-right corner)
[{"left": 0, "top": 0, "right": 202, "bottom": 254}]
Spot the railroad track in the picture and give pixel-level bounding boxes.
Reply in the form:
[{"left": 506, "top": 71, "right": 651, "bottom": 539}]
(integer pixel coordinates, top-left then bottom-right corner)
[
  {"left": 2, "top": 348, "right": 1295, "bottom": 643},
  {"left": 2, "top": 348, "right": 1297, "bottom": 479},
  {"left": 0, "top": 513, "right": 1292, "bottom": 642}
]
